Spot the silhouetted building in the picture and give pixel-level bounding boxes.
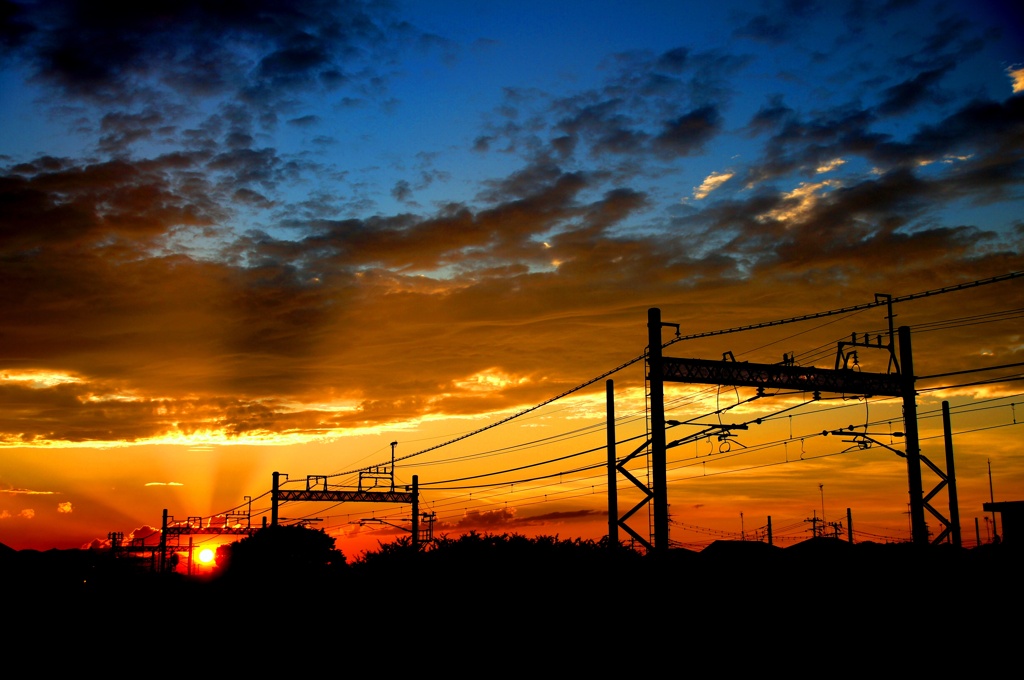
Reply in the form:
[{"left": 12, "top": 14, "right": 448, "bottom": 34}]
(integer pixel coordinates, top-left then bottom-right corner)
[{"left": 983, "top": 500, "right": 1024, "bottom": 546}]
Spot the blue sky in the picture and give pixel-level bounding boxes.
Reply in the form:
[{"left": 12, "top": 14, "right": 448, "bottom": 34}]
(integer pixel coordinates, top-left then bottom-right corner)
[{"left": 1, "top": 0, "right": 1022, "bottom": 552}]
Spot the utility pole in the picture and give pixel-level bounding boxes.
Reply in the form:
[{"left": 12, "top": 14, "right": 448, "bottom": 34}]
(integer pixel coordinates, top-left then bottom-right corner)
[
  {"left": 272, "top": 471, "right": 281, "bottom": 526},
  {"left": 942, "top": 401, "right": 962, "bottom": 547},
  {"left": 606, "top": 379, "right": 618, "bottom": 550},
  {"left": 158, "top": 508, "right": 168, "bottom": 572},
  {"left": 390, "top": 441, "right": 398, "bottom": 491},
  {"left": 899, "top": 326, "right": 928, "bottom": 545},
  {"left": 988, "top": 459, "right": 999, "bottom": 542},
  {"left": 648, "top": 308, "right": 670, "bottom": 551},
  {"left": 805, "top": 510, "right": 822, "bottom": 538}
]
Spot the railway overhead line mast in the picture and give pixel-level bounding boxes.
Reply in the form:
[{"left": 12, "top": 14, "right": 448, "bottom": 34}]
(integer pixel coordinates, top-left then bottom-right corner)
[{"left": 623, "top": 303, "right": 955, "bottom": 552}]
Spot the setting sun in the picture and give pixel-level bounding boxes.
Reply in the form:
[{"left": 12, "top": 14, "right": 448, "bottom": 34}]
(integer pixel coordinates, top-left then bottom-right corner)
[{"left": 198, "top": 548, "right": 215, "bottom": 565}]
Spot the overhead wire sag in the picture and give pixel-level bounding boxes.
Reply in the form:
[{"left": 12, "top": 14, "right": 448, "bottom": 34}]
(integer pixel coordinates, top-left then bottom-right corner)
[{"left": 330, "top": 271, "right": 1024, "bottom": 490}]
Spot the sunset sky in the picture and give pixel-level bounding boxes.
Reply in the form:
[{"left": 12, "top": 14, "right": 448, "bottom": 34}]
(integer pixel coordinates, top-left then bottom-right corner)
[{"left": 1, "top": 0, "right": 1022, "bottom": 559}]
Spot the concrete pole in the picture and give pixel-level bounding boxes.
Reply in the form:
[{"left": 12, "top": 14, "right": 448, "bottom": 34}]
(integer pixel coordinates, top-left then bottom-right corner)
[
  {"left": 899, "top": 326, "right": 927, "bottom": 545},
  {"left": 159, "top": 508, "right": 168, "bottom": 573},
  {"left": 607, "top": 379, "right": 618, "bottom": 550},
  {"left": 942, "top": 401, "right": 962, "bottom": 547},
  {"left": 271, "top": 471, "right": 281, "bottom": 527},
  {"left": 648, "top": 308, "right": 669, "bottom": 551}
]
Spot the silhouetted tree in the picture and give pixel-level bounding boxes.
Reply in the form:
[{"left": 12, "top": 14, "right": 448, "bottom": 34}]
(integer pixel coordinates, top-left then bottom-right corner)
[
  {"left": 215, "top": 524, "right": 346, "bottom": 584},
  {"left": 350, "top": 531, "right": 645, "bottom": 602}
]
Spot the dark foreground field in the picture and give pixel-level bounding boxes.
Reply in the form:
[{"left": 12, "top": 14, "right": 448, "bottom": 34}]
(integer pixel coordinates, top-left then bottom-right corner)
[{"left": 4, "top": 532, "right": 1020, "bottom": 663}]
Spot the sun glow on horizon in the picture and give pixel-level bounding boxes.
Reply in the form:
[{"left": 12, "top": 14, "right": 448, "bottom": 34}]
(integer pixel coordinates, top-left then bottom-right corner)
[{"left": 1, "top": 369, "right": 84, "bottom": 388}]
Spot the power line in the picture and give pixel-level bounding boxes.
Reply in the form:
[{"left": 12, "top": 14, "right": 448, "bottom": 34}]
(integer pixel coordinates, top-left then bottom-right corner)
[
  {"left": 183, "top": 273, "right": 1024, "bottom": 530},
  {"left": 342, "top": 270, "right": 1023, "bottom": 474},
  {"left": 918, "top": 362, "right": 1024, "bottom": 381},
  {"left": 663, "top": 270, "right": 1024, "bottom": 348}
]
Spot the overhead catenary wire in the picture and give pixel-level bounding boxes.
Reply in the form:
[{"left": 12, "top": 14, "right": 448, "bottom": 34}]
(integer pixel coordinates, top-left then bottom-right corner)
[
  {"left": 198, "top": 373, "right": 1024, "bottom": 530},
  {"left": 308, "top": 403, "right": 1024, "bottom": 546},
  {"left": 181, "top": 272, "right": 1024, "bottom": 532},
  {"left": 278, "top": 368, "right": 1024, "bottom": 537},
  {"left": 340, "top": 270, "right": 1024, "bottom": 476},
  {"left": 401, "top": 389, "right": 1024, "bottom": 498}
]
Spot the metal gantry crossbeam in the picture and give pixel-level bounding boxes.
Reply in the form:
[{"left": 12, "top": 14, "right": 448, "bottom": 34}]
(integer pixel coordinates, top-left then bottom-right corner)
[
  {"left": 275, "top": 488, "right": 415, "bottom": 504},
  {"left": 271, "top": 471, "right": 426, "bottom": 550},
  {"left": 660, "top": 356, "right": 903, "bottom": 397},
  {"left": 634, "top": 307, "right": 938, "bottom": 552}
]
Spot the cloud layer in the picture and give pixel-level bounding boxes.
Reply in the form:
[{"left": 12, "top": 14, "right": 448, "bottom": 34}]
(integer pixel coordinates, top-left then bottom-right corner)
[{"left": 0, "top": 0, "right": 1021, "bottom": 452}]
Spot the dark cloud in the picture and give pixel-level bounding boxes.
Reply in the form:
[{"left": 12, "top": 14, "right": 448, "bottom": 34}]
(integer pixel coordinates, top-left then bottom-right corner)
[
  {"left": 655, "top": 47, "right": 689, "bottom": 74},
  {"left": 907, "top": 94, "right": 1024, "bottom": 160},
  {"left": 287, "top": 115, "right": 320, "bottom": 128},
  {"left": 0, "top": 155, "right": 225, "bottom": 254},
  {"left": 232, "top": 187, "right": 274, "bottom": 209},
  {"left": 877, "top": 64, "right": 955, "bottom": 116},
  {"left": 652, "top": 106, "right": 723, "bottom": 158},
  {"left": 0, "top": 0, "right": 35, "bottom": 53},
  {"left": 440, "top": 507, "right": 604, "bottom": 532},
  {"left": 741, "top": 92, "right": 1024, "bottom": 190},
  {"left": 98, "top": 109, "right": 178, "bottom": 154},
  {"left": 481, "top": 47, "right": 742, "bottom": 174},
  {"left": 391, "top": 179, "right": 413, "bottom": 203},
  {"left": 5, "top": 0, "right": 403, "bottom": 106},
  {"left": 746, "top": 95, "right": 797, "bottom": 135},
  {"left": 732, "top": 0, "right": 821, "bottom": 45}
]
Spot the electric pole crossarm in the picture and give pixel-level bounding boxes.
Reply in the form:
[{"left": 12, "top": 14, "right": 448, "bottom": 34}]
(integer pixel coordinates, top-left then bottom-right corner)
[{"left": 661, "top": 356, "right": 903, "bottom": 397}]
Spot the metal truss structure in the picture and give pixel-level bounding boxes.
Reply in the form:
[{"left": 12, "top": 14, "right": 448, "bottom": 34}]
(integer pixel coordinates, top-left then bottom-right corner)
[{"left": 617, "top": 307, "right": 955, "bottom": 552}]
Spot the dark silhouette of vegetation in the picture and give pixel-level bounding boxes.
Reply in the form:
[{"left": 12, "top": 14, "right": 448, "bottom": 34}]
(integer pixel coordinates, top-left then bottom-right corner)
[
  {"left": 214, "top": 524, "right": 346, "bottom": 583},
  {"left": 4, "top": 530, "right": 1021, "bottom": 652},
  {"left": 354, "top": 531, "right": 631, "bottom": 569},
  {"left": 352, "top": 531, "right": 644, "bottom": 592}
]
